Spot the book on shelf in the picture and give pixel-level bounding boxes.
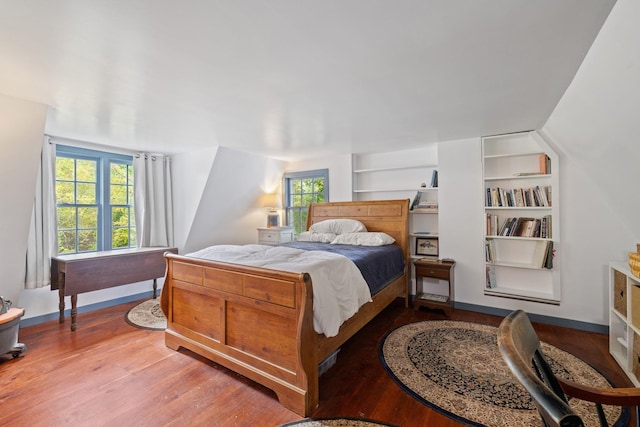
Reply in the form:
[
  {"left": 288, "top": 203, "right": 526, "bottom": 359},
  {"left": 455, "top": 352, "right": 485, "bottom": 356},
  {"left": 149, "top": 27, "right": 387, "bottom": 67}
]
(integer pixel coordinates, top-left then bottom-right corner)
[
  {"left": 513, "top": 172, "right": 543, "bottom": 177},
  {"left": 430, "top": 170, "right": 438, "bottom": 188},
  {"left": 410, "top": 191, "right": 421, "bottom": 210},
  {"left": 485, "top": 186, "right": 551, "bottom": 207},
  {"left": 419, "top": 293, "right": 447, "bottom": 302},
  {"left": 413, "top": 231, "right": 433, "bottom": 235},
  {"left": 539, "top": 154, "right": 551, "bottom": 174},
  {"left": 486, "top": 265, "right": 497, "bottom": 288}
]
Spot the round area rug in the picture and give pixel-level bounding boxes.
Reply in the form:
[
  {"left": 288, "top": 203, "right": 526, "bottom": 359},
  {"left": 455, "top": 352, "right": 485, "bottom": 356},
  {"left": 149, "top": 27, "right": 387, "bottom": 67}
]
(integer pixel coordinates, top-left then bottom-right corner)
[
  {"left": 380, "top": 320, "right": 624, "bottom": 427},
  {"left": 124, "top": 298, "right": 166, "bottom": 330},
  {"left": 278, "top": 418, "right": 397, "bottom": 427}
]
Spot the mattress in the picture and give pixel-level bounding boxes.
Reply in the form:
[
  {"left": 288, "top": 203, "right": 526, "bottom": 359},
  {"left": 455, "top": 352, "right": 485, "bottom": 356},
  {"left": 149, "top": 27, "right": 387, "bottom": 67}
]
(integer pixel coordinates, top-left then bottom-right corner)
[{"left": 280, "top": 241, "right": 406, "bottom": 296}]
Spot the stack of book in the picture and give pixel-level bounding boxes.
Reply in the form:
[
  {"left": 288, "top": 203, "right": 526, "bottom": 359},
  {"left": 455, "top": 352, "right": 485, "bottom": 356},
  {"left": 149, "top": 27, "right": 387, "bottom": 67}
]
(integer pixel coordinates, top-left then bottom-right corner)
[
  {"left": 486, "top": 185, "right": 551, "bottom": 208},
  {"left": 486, "top": 214, "right": 552, "bottom": 239},
  {"left": 410, "top": 191, "right": 438, "bottom": 211}
]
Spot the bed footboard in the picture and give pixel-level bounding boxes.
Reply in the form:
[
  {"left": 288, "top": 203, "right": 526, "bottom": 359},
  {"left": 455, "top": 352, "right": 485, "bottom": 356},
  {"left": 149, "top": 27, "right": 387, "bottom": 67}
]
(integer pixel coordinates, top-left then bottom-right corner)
[{"left": 160, "top": 252, "right": 319, "bottom": 416}]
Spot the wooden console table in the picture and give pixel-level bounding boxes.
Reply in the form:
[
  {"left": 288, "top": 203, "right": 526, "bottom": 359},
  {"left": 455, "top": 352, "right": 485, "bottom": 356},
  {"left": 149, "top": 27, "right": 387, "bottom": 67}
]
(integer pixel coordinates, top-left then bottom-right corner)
[{"left": 51, "top": 247, "right": 178, "bottom": 330}]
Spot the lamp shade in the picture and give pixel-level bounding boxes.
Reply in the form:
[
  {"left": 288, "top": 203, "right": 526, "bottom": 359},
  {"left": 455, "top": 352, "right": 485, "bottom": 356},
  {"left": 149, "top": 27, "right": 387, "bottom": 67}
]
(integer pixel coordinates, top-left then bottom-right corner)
[{"left": 262, "top": 193, "right": 281, "bottom": 208}]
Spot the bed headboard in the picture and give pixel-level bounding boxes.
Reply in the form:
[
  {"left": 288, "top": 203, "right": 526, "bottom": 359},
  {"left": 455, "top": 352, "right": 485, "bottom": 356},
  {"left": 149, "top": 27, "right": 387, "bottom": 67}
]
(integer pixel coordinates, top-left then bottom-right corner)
[{"left": 306, "top": 199, "right": 410, "bottom": 264}]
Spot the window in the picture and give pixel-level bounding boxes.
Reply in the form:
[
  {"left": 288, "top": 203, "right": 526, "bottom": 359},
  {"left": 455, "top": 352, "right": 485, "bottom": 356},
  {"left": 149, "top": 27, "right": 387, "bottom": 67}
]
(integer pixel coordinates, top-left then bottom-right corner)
[
  {"left": 284, "top": 169, "right": 328, "bottom": 235},
  {"left": 55, "top": 145, "right": 135, "bottom": 254}
]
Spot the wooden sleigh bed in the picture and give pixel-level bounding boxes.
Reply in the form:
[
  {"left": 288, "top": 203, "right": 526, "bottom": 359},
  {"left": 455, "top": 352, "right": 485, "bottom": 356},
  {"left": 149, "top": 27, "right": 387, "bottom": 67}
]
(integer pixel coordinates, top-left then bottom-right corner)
[{"left": 159, "top": 199, "right": 410, "bottom": 416}]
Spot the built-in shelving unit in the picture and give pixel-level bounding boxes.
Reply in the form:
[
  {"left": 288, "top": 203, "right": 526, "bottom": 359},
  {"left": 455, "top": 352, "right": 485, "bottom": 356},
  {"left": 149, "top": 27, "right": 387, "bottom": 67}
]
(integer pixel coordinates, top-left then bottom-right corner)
[
  {"left": 482, "top": 131, "right": 560, "bottom": 304},
  {"left": 609, "top": 262, "right": 640, "bottom": 386},
  {"left": 352, "top": 146, "right": 439, "bottom": 296}
]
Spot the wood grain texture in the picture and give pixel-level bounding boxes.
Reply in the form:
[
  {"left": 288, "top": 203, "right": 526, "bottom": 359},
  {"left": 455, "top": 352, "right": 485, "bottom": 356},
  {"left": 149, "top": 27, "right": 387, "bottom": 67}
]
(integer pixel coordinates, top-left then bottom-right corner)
[
  {"left": 159, "top": 199, "right": 411, "bottom": 416},
  {"left": 0, "top": 299, "right": 630, "bottom": 427}
]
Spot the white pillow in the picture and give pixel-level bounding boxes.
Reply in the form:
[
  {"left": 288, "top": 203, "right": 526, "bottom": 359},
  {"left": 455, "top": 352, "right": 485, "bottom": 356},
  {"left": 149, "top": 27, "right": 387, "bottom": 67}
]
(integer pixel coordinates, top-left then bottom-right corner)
[
  {"left": 296, "top": 231, "right": 336, "bottom": 243},
  {"left": 330, "top": 232, "right": 395, "bottom": 246},
  {"left": 309, "top": 219, "right": 367, "bottom": 235}
]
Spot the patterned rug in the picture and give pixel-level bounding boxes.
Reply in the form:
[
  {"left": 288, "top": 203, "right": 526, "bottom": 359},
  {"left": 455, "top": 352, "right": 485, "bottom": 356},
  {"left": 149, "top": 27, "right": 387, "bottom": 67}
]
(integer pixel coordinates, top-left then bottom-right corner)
[
  {"left": 124, "top": 298, "right": 166, "bottom": 330},
  {"left": 278, "top": 418, "right": 397, "bottom": 427},
  {"left": 380, "top": 320, "right": 625, "bottom": 427}
]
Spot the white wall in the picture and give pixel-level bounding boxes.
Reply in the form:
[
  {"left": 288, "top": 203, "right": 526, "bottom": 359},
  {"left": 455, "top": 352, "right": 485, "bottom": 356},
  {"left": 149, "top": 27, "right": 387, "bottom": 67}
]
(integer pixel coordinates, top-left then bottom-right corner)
[
  {"left": 180, "top": 146, "right": 287, "bottom": 253},
  {"left": 286, "top": 154, "right": 353, "bottom": 202},
  {"left": 171, "top": 146, "right": 219, "bottom": 250},
  {"left": 0, "top": 93, "right": 47, "bottom": 305}
]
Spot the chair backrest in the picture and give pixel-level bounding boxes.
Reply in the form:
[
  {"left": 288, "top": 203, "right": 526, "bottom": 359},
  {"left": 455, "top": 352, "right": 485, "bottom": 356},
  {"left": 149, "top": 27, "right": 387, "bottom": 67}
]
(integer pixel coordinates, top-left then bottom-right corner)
[{"left": 497, "top": 309, "right": 585, "bottom": 427}]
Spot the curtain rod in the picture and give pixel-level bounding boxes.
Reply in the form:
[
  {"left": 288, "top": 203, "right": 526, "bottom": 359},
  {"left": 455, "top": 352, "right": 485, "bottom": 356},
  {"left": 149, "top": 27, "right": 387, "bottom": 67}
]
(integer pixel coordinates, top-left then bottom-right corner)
[{"left": 45, "top": 133, "right": 140, "bottom": 156}]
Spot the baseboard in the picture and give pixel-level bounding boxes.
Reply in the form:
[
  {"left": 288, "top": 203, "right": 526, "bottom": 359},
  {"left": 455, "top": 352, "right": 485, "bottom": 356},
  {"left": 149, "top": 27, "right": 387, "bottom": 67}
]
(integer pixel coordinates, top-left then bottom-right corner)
[
  {"left": 453, "top": 301, "right": 608, "bottom": 334},
  {"left": 19, "top": 291, "right": 154, "bottom": 328}
]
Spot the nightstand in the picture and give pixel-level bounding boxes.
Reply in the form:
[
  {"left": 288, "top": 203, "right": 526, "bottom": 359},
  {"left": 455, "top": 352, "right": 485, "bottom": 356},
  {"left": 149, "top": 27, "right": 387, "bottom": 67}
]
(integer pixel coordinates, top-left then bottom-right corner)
[
  {"left": 257, "top": 226, "right": 294, "bottom": 245},
  {"left": 413, "top": 258, "right": 455, "bottom": 313}
]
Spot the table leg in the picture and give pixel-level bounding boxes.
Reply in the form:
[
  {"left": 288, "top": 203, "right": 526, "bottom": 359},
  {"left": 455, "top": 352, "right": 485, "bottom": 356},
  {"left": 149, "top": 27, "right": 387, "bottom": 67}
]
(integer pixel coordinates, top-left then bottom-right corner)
[
  {"left": 153, "top": 278, "right": 158, "bottom": 299},
  {"left": 58, "top": 272, "right": 65, "bottom": 324},
  {"left": 70, "top": 294, "right": 78, "bottom": 331}
]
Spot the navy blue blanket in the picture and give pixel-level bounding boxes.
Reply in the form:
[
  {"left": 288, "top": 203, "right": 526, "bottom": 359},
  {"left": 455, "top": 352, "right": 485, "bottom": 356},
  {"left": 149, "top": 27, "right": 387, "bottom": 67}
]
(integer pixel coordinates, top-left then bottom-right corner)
[{"left": 279, "top": 242, "right": 405, "bottom": 296}]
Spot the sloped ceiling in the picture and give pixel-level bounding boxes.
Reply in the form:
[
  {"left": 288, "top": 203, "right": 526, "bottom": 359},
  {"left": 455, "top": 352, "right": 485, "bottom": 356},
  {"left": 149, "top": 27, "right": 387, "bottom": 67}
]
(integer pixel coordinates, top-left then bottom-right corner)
[{"left": 0, "top": 0, "right": 615, "bottom": 159}]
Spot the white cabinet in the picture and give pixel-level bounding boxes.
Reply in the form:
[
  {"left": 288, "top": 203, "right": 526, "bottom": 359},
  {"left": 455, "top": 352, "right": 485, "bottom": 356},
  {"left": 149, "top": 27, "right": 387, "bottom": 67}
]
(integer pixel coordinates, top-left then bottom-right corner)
[
  {"left": 482, "top": 131, "right": 561, "bottom": 304},
  {"left": 257, "top": 227, "right": 294, "bottom": 245},
  {"left": 609, "top": 262, "right": 640, "bottom": 386}
]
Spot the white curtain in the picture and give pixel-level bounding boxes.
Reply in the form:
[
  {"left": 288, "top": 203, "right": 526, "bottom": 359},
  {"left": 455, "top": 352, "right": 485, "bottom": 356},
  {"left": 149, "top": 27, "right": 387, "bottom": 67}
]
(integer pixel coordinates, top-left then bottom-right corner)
[
  {"left": 134, "top": 153, "right": 174, "bottom": 247},
  {"left": 25, "top": 137, "right": 57, "bottom": 289}
]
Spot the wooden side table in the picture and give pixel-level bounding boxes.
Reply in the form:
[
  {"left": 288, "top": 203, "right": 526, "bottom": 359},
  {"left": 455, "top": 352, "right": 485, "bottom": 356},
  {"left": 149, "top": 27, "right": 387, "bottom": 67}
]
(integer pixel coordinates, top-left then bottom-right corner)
[{"left": 413, "top": 258, "right": 455, "bottom": 313}]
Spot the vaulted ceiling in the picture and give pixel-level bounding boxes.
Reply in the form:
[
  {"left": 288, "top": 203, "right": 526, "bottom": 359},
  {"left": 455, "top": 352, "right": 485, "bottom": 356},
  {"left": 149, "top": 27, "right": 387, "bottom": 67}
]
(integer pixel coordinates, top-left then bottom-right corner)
[{"left": 0, "top": 1, "right": 615, "bottom": 159}]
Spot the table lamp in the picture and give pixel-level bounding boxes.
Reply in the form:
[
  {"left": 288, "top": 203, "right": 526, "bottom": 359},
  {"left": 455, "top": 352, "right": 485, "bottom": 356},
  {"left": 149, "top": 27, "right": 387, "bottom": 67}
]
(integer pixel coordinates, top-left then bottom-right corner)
[{"left": 262, "top": 193, "right": 281, "bottom": 228}]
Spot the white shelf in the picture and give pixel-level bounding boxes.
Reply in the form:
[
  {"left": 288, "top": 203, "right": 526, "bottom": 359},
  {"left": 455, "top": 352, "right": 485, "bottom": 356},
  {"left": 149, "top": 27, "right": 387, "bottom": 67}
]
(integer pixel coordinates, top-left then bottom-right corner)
[
  {"left": 484, "top": 286, "right": 559, "bottom": 304},
  {"left": 486, "top": 235, "right": 552, "bottom": 241},
  {"left": 354, "top": 188, "right": 423, "bottom": 193},
  {"left": 609, "top": 262, "right": 640, "bottom": 387},
  {"left": 353, "top": 164, "right": 436, "bottom": 173},
  {"left": 351, "top": 148, "right": 439, "bottom": 296},
  {"left": 482, "top": 131, "right": 560, "bottom": 303},
  {"left": 485, "top": 206, "right": 551, "bottom": 211},
  {"left": 410, "top": 209, "right": 438, "bottom": 214},
  {"left": 487, "top": 261, "right": 552, "bottom": 270},
  {"left": 485, "top": 174, "right": 551, "bottom": 181}
]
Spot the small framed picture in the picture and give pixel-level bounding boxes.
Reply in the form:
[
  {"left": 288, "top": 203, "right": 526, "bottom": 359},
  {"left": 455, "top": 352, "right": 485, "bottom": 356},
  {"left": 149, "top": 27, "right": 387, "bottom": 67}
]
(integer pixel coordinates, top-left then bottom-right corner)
[{"left": 416, "top": 237, "right": 439, "bottom": 257}]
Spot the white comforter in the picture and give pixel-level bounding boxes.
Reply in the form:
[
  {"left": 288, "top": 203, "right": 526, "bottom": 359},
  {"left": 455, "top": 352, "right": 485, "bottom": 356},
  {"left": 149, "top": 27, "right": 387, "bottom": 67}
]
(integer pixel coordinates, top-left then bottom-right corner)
[{"left": 187, "top": 244, "right": 372, "bottom": 337}]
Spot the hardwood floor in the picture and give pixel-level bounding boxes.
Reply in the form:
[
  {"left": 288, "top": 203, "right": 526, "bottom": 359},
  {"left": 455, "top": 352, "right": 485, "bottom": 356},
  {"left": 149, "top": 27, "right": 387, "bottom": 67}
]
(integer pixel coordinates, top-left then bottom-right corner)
[{"left": 0, "top": 298, "right": 631, "bottom": 427}]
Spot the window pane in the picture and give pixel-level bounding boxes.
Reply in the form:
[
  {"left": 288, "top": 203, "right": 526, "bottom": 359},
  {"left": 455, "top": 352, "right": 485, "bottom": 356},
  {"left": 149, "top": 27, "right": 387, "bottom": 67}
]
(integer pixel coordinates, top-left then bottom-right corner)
[
  {"left": 58, "top": 230, "right": 77, "bottom": 254},
  {"left": 77, "top": 207, "right": 97, "bottom": 229},
  {"left": 57, "top": 207, "right": 76, "bottom": 229},
  {"left": 78, "top": 230, "right": 97, "bottom": 252},
  {"left": 76, "top": 159, "right": 96, "bottom": 182},
  {"left": 76, "top": 182, "right": 96, "bottom": 204},
  {"left": 316, "top": 193, "right": 325, "bottom": 203},
  {"left": 302, "top": 178, "right": 313, "bottom": 193},
  {"left": 313, "top": 178, "right": 325, "bottom": 193},
  {"left": 56, "top": 182, "right": 75, "bottom": 204},
  {"left": 112, "top": 228, "right": 129, "bottom": 248},
  {"left": 130, "top": 228, "right": 137, "bottom": 247},
  {"left": 110, "top": 163, "right": 127, "bottom": 184},
  {"left": 293, "top": 195, "right": 302, "bottom": 207},
  {"left": 56, "top": 157, "right": 75, "bottom": 180},
  {"left": 291, "top": 179, "right": 301, "bottom": 194},
  {"left": 111, "top": 184, "right": 127, "bottom": 204},
  {"left": 112, "top": 207, "right": 129, "bottom": 227}
]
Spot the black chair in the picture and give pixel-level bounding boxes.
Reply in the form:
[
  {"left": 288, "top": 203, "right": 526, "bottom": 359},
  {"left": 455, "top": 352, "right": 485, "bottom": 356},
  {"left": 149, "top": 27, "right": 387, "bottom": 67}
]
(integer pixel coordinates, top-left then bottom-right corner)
[{"left": 497, "top": 309, "right": 640, "bottom": 427}]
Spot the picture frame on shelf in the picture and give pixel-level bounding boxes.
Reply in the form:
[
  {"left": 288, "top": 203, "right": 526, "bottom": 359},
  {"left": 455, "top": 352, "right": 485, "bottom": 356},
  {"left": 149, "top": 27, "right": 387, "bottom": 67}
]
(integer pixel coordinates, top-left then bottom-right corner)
[{"left": 416, "top": 236, "right": 438, "bottom": 256}]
